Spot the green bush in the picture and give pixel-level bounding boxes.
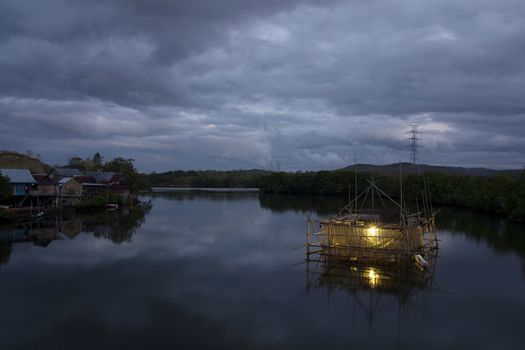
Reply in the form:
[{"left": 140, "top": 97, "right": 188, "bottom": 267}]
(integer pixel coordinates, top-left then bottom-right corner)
[
  {"left": 102, "top": 157, "right": 151, "bottom": 192},
  {"left": 0, "top": 209, "right": 16, "bottom": 221},
  {"left": 74, "top": 196, "right": 107, "bottom": 210},
  {"left": 0, "top": 174, "right": 11, "bottom": 201},
  {"left": 73, "top": 193, "right": 136, "bottom": 211}
]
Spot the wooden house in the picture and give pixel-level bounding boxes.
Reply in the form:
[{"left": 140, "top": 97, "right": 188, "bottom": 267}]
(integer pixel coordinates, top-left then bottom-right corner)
[
  {"left": 86, "top": 171, "right": 129, "bottom": 196},
  {"left": 59, "top": 176, "right": 109, "bottom": 197},
  {"left": 32, "top": 174, "right": 57, "bottom": 196},
  {"left": 0, "top": 168, "right": 36, "bottom": 196}
]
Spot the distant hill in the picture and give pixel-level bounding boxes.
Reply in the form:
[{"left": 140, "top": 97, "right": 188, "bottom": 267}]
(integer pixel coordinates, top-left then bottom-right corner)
[
  {"left": 0, "top": 151, "right": 49, "bottom": 173},
  {"left": 338, "top": 162, "right": 523, "bottom": 177}
]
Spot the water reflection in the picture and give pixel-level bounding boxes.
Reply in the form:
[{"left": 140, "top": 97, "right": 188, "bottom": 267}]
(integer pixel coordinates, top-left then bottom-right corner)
[
  {"left": 305, "top": 247, "right": 437, "bottom": 329},
  {"left": 438, "top": 207, "right": 525, "bottom": 258},
  {"left": 259, "top": 193, "right": 347, "bottom": 215},
  {"left": 0, "top": 205, "right": 151, "bottom": 265},
  {"left": 307, "top": 251, "right": 435, "bottom": 297},
  {"left": 152, "top": 190, "right": 258, "bottom": 203},
  {"left": 0, "top": 192, "right": 524, "bottom": 349}
]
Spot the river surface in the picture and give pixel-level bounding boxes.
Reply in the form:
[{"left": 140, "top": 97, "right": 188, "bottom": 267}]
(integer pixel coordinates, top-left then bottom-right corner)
[{"left": 1, "top": 191, "right": 524, "bottom": 349}]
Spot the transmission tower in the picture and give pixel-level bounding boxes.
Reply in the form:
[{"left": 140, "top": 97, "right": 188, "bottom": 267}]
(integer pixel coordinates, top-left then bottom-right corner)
[{"left": 407, "top": 125, "right": 422, "bottom": 164}]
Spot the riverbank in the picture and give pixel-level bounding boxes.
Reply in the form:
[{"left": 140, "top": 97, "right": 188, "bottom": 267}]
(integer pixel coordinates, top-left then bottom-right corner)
[
  {"left": 0, "top": 194, "right": 150, "bottom": 225},
  {"left": 0, "top": 207, "right": 72, "bottom": 225}
]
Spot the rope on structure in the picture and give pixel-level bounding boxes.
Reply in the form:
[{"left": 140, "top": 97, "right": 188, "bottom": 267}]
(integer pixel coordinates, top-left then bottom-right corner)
[
  {"left": 359, "top": 183, "right": 372, "bottom": 213},
  {"left": 335, "top": 184, "right": 371, "bottom": 217},
  {"left": 366, "top": 180, "right": 402, "bottom": 210},
  {"left": 377, "top": 187, "right": 386, "bottom": 209}
]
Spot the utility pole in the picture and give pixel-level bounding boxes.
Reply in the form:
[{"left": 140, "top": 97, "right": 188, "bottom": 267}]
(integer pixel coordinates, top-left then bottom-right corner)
[{"left": 407, "top": 125, "right": 422, "bottom": 164}]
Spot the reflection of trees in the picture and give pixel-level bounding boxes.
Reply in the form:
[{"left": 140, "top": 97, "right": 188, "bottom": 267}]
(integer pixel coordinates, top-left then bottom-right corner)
[
  {"left": 438, "top": 207, "right": 525, "bottom": 259},
  {"left": 0, "top": 204, "right": 152, "bottom": 265},
  {"left": 259, "top": 193, "right": 346, "bottom": 215},
  {"left": 78, "top": 205, "right": 152, "bottom": 244},
  {"left": 259, "top": 193, "right": 401, "bottom": 216},
  {"left": 0, "top": 219, "right": 63, "bottom": 244},
  {"left": 151, "top": 191, "right": 258, "bottom": 203}
]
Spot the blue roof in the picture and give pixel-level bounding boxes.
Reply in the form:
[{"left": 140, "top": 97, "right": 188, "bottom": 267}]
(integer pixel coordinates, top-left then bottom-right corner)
[
  {"left": 0, "top": 169, "right": 36, "bottom": 183},
  {"left": 57, "top": 177, "right": 73, "bottom": 185}
]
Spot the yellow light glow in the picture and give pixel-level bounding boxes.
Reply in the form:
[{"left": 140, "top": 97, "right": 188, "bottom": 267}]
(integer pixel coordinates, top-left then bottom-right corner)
[
  {"left": 367, "top": 268, "right": 379, "bottom": 288},
  {"left": 366, "top": 226, "right": 378, "bottom": 236}
]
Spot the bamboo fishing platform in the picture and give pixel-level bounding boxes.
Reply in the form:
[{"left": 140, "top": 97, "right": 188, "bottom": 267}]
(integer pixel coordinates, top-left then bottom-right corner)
[{"left": 305, "top": 175, "right": 440, "bottom": 292}]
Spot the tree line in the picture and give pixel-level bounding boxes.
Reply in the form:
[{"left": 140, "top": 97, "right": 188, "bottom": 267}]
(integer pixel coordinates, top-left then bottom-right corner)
[
  {"left": 145, "top": 167, "right": 525, "bottom": 222},
  {"left": 147, "top": 169, "right": 269, "bottom": 188},
  {"left": 3, "top": 150, "right": 524, "bottom": 223},
  {"left": 257, "top": 170, "right": 525, "bottom": 223}
]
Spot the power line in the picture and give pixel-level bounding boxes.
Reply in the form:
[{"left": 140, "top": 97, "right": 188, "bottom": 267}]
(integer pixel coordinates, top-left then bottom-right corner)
[{"left": 407, "top": 125, "right": 422, "bottom": 164}]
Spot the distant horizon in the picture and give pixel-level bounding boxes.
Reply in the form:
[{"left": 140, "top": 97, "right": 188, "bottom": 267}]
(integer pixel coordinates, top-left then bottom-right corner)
[
  {"left": 4, "top": 150, "right": 522, "bottom": 174},
  {"left": 6, "top": 146, "right": 522, "bottom": 174}
]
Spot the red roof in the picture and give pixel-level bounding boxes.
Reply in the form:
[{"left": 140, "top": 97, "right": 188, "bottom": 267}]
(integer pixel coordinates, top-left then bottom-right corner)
[
  {"left": 71, "top": 176, "right": 97, "bottom": 184},
  {"left": 32, "top": 174, "right": 49, "bottom": 182}
]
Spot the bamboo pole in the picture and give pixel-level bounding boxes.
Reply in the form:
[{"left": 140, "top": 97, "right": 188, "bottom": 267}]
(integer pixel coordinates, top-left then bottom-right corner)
[
  {"left": 306, "top": 215, "right": 311, "bottom": 255},
  {"left": 355, "top": 155, "right": 358, "bottom": 215}
]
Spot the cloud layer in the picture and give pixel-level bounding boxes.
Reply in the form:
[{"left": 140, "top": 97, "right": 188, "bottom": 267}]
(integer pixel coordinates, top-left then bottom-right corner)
[{"left": 1, "top": 0, "right": 524, "bottom": 171}]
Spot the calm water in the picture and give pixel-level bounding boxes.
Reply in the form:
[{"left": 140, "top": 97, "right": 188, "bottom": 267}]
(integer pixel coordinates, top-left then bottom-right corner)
[{"left": 1, "top": 191, "right": 524, "bottom": 349}]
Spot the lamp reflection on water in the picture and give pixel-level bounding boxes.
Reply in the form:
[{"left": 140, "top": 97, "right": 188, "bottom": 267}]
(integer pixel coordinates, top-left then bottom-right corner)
[{"left": 367, "top": 268, "right": 379, "bottom": 288}]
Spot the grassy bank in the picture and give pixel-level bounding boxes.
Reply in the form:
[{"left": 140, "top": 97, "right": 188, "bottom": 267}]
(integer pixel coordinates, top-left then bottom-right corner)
[{"left": 73, "top": 194, "right": 138, "bottom": 211}]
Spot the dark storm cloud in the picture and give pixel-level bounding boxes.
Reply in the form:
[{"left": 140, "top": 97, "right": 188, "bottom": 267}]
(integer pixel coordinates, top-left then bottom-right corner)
[{"left": 0, "top": 0, "right": 524, "bottom": 170}]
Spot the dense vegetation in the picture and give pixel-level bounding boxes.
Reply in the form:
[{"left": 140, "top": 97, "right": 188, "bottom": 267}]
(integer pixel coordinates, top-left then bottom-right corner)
[
  {"left": 148, "top": 170, "right": 269, "bottom": 188},
  {"left": 65, "top": 153, "right": 151, "bottom": 192},
  {"left": 258, "top": 170, "right": 525, "bottom": 222},
  {"left": 73, "top": 193, "right": 137, "bottom": 210},
  {"left": 65, "top": 152, "right": 104, "bottom": 172},
  {"left": 0, "top": 174, "right": 11, "bottom": 201},
  {"left": 101, "top": 157, "right": 151, "bottom": 192}
]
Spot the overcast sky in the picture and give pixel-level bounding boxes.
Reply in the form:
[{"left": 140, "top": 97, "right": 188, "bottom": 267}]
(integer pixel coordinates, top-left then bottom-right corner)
[{"left": 1, "top": 0, "right": 524, "bottom": 172}]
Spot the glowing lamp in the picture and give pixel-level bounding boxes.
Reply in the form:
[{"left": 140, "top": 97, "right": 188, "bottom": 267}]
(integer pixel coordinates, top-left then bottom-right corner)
[{"left": 366, "top": 226, "right": 378, "bottom": 236}]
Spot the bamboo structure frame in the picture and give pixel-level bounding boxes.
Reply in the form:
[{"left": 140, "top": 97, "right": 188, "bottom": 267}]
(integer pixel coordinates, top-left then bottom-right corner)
[
  {"left": 306, "top": 177, "right": 439, "bottom": 261},
  {"left": 304, "top": 172, "right": 439, "bottom": 313},
  {"left": 303, "top": 165, "right": 439, "bottom": 329}
]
